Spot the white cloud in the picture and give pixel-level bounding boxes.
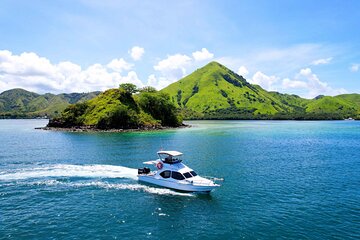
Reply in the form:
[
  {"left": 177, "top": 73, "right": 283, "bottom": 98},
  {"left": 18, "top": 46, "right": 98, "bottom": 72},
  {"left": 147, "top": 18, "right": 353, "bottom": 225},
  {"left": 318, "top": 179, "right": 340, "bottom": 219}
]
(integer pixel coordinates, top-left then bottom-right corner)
[
  {"left": 282, "top": 78, "right": 308, "bottom": 89},
  {"left": 250, "top": 71, "right": 278, "bottom": 91},
  {"left": 299, "top": 68, "right": 312, "bottom": 76},
  {"left": 311, "top": 57, "right": 332, "bottom": 65},
  {"left": 119, "top": 71, "right": 143, "bottom": 87},
  {"left": 146, "top": 74, "right": 171, "bottom": 90},
  {"left": 106, "top": 58, "right": 133, "bottom": 72},
  {"left": 146, "top": 74, "right": 157, "bottom": 87},
  {"left": 129, "top": 46, "right": 145, "bottom": 61},
  {"left": 0, "top": 50, "right": 58, "bottom": 77},
  {"left": 154, "top": 54, "right": 192, "bottom": 81},
  {"left": 295, "top": 68, "right": 347, "bottom": 98},
  {"left": 0, "top": 50, "right": 143, "bottom": 93},
  {"left": 192, "top": 48, "right": 214, "bottom": 61},
  {"left": 237, "top": 66, "right": 249, "bottom": 77},
  {"left": 215, "top": 43, "right": 338, "bottom": 76},
  {"left": 350, "top": 64, "right": 359, "bottom": 72}
]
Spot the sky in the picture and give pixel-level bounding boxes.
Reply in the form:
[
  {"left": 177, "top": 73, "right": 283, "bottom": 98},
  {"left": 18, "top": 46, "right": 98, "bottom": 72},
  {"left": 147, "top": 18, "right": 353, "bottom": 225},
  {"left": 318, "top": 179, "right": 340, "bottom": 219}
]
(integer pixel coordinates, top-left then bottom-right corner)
[{"left": 0, "top": 0, "right": 359, "bottom": 98}]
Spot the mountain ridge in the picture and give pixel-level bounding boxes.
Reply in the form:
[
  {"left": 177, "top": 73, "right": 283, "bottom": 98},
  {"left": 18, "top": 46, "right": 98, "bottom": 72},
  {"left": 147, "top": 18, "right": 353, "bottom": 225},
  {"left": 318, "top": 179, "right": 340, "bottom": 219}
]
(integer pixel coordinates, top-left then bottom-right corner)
[
  {"left": 0, "top": 88, "right": 100, "bottom": 118},
  {"left": 161, "top": 61, "right": 360, "bottom": 120},
  {"left": 1, "top": 61, "right": 360, "bottom": 120}
]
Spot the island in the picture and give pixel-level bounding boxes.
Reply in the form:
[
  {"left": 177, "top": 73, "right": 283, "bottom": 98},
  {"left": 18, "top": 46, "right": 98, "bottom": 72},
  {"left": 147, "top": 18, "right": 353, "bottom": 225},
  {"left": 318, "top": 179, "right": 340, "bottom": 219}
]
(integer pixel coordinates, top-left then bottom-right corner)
[
  {"left": 1, "top": 62, "right": 360, "bottom": 122},
  {"left": 43, "top": 84, "right": 184, "bottom": 132}
]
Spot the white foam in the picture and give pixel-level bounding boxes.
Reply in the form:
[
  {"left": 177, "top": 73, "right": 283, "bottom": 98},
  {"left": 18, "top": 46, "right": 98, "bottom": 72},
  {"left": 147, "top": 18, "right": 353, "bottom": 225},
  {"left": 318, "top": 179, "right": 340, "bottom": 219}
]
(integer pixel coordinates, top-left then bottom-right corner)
[
  {"left": 0, "top": 164, "right": 194, "bottom": 196},
  {"left": 31, "top": 179, "right": 193, "bottom": 197},
  {"left": 0, "top": 164, "right": 138, "bottom": 181}
]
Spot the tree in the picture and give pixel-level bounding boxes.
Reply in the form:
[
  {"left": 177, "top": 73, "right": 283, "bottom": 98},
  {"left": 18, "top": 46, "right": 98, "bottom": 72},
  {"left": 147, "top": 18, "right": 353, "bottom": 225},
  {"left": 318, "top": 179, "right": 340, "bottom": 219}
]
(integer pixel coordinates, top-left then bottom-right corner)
[
  {"left": 139, "top": 86, "right": 157, "bottom": 93},
  {"left": 119, "top": 83, "right": 138, "bottom": 94},
  {"left": 138, "top": 92, "right": 182, "bottom": 127}
]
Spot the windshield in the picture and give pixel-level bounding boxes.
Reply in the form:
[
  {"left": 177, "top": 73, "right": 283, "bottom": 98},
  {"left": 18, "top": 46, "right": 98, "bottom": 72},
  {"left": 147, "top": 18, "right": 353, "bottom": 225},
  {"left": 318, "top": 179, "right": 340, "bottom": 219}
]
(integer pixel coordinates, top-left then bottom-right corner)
[
  {"left": 183, "top": 172, "right": 192, "bottom": 178},
  {"left": 171, "top": 171, "right": 185, "bottom": 180},
  {"left": 190, "top": 171, "right": 197, "bottom": 177}
]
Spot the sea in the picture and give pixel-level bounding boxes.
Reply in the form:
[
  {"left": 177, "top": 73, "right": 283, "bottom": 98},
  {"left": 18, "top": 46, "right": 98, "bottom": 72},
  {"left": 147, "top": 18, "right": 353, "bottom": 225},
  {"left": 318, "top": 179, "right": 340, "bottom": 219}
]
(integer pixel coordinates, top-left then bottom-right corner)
[{"left": 0, "top": 119, "right": 359, "bottom": 239}]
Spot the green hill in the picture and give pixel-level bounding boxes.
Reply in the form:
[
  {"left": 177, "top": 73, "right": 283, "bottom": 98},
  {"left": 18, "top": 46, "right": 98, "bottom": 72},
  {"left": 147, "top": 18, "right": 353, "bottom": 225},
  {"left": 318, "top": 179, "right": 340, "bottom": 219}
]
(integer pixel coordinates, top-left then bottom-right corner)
[
  {"left": 1, "top": 62, "right": 359, "bottom": 121},
  {"left": 162, "top": 62, "right": 292, "bottom": 119},
  {"left": 0, "top": 88, "right": 100, "bottom": 118},
  {"left": 301, "top": 95, "right": 360, "bottom": 119},
  {"left": 162, "top": 61, "right": 360, "bottom": 120},
  {"left": 48, "top": 87, "right": 182, "bottom": 129},
  {"left": 335, "top": 94, "right": 360, "bottom": 108}
]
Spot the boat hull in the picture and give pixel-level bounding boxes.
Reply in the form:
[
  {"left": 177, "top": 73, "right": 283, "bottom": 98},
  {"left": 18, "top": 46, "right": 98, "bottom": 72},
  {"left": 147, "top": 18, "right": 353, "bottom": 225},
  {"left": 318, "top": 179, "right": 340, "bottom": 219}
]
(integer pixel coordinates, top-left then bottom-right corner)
[{"left": 138, "top": 175, "right": 218, "bottom": 193}]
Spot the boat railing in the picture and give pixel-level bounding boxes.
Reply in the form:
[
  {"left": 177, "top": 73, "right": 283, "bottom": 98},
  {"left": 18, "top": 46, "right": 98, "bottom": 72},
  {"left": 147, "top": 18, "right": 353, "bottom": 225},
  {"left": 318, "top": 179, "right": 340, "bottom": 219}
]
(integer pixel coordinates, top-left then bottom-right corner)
[
  {"left": 184, "top": 176, "right": 224, "bottom": 186},
  {"left": 184, "top": 179, "right": 216, "bottom": 186}
]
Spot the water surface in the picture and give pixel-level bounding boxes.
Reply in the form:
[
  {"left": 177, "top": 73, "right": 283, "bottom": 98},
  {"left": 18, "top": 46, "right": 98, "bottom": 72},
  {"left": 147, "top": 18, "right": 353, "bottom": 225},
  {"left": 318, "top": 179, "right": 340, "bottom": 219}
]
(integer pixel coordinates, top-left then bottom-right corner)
[{"left": 0, "top": 119, "right": 359, "bottom": 239}]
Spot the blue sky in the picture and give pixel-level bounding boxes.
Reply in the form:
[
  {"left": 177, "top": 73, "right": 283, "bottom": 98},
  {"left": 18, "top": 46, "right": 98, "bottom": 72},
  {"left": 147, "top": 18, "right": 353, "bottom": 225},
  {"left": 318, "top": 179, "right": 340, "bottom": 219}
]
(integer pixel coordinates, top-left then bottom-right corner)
[{"left": 0, "top": 0, "right": 359, "bottom": 98}]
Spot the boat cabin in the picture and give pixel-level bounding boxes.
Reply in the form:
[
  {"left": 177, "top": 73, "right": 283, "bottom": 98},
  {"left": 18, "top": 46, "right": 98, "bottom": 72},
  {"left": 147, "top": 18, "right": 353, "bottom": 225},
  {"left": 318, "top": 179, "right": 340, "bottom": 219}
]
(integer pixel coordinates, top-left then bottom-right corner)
[{"left": 157, "top": 150, "right": 183, "bottom": 164}]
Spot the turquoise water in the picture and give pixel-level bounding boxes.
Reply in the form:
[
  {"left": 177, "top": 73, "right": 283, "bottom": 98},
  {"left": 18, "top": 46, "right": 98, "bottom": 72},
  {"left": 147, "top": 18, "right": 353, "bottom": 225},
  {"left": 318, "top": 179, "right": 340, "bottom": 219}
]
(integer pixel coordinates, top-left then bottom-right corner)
[{"left": 0, "top": 119, "right": 359, "bottom": 239}]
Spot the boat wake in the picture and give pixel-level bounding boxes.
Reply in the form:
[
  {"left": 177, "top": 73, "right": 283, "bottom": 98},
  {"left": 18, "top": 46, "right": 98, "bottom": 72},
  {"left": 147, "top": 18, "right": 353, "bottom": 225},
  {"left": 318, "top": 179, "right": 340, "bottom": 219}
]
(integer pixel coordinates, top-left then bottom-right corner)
[
  {"left": 0, "top": 164, "right": 193, "bottom": 197},
  {"left": 31, "top": 179, "right": 193, "bottom": 196},
  {"left": 0, "top": 164, "right": 139, "bottom": 181}
]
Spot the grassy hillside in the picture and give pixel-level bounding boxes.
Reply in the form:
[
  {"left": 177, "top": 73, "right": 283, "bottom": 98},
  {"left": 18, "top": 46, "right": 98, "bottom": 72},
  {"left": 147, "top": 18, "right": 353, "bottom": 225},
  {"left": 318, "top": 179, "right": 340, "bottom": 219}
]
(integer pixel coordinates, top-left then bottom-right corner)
[
  {"left": 304, "top": 96, "right": 359, "bottom": 118},
  {"left": 0, "top": 89, "right": 100, "bottom": 118},
  {"left": 162, "top": 61, "right": 360, "bottom": 120},
  {"left": 162, "top": 62, "right": 296, "bottom": 119},
  {"left": 0, "top": 88, "right": 39, "bottom": 113},
  {"left": 1, "top": 62, "right": 359, "bottom": 121},
  {"left": 48, "top": 87, "right": 182, "bottom": 129}
]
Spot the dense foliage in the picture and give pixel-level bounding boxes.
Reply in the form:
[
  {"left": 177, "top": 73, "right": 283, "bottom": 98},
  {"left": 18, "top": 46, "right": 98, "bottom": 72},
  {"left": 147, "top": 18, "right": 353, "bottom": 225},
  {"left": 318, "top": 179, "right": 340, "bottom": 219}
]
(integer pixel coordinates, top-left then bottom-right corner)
[
  {"left": 138, "top": 92, "right": 182, "bottom": 126},
  {"left": 48, "top": 87, "right": 183, "bottom": 129},
  {"left": 119, "top": 83, "right": 138, "bottom": 94}
]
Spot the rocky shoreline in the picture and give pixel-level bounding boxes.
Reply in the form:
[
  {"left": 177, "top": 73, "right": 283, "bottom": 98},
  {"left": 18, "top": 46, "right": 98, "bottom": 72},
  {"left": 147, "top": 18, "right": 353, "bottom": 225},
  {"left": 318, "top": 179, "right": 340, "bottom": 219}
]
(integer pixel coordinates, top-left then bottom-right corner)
[{"left": 35, "top": 124, "right": 190, "bottom": 133}]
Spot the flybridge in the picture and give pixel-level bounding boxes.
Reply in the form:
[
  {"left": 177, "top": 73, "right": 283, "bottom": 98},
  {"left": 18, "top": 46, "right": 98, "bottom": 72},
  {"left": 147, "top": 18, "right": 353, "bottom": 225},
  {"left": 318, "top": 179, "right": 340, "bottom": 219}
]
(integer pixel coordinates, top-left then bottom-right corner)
[
  {"left": 157, "top": 150, "right": 182, "bottom": 156},
  {"left": 157, "top": 151, "right": 183, "bottom": 164}
]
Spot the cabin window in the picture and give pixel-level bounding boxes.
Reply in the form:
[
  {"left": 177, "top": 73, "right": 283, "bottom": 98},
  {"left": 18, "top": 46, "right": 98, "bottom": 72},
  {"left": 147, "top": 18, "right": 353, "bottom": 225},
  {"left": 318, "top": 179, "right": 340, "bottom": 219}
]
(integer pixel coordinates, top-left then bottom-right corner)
[
  {"left": 160, "top": 170, "right": 171, "bottom": 178},
  {"left": 190, "top": 171, "right": 197, "bottom": 177},
  {"left": 183, "top": 172, "right": 192, "bottom": 178},
  {"left": 171, "top": 171, "right": 185, "bottom": 180}
]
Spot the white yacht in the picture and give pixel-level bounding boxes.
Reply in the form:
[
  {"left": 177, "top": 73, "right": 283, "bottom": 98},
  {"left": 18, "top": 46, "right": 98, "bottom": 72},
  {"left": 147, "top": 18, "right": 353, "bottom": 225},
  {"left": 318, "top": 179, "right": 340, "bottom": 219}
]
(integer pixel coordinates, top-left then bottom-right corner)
[{"left": 138, "top": 151, "right": 220, "bottom": 193}]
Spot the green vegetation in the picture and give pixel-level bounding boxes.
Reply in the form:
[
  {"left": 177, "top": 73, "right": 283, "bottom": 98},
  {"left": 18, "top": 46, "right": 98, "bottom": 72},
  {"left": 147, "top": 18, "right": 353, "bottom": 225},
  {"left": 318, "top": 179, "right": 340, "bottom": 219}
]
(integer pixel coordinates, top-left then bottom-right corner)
[
  {"left": 119, "top": 83, "right": 138, "bottom": 94},
  {"left": 161, "top": 61, "right": 360, "bottom": 120},
  {"left": 48, "top": 87, "right": 182, "bottom": 129},
  {"left": 1, "top": 61, "right": 360, "bottom": 122},
  {"left": 0, "top": 88, "right": 99, "bottom": 118}
]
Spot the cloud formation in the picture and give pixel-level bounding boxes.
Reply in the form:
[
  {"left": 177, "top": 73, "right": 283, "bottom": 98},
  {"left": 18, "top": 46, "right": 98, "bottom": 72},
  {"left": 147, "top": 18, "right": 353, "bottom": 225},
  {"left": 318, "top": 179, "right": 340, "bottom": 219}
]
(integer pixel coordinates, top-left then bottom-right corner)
[
  {"left": 107, "top": 58, "right": 133, "bottom": 72},
  {"left": 146, "top": 74, "right": 170, "bottom": 90},
  {"left": 154, "top": 54, "right": 192, "bottom": 77},
  {"left": 282, "top": 78, "right": 307, "bottom": 89},
  {"left": 192, "top": 48, "right": 214, "bottom": 61},
  {"left": 237, "top": 66, "right": 249, "bottom": 77},
  {"left": 281, "top": 68, "right": 347, "bottom": 98},
  {"left": 0, "top": 50, "right": 143, "bottom": 93},
  {"left": 152, "top": 53, "right": 193, "bottom": 89},
  {"left": 0, "top": 47, "right": 350, "bottom": 97},
  {"left": 150, "top": 48, "right": 215, "bottom": 89},
  {"left": 350, "top": 64, "right": 359, "bottom": 72},
  {"left": 250, "top": 71, "right": 278, "bottom": 91},
  {"left": 311, "top": 57, "right": 332, "bottom": 65},
  {"left": 129, "top": 46, "right": 145, "bottom": 61}
]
